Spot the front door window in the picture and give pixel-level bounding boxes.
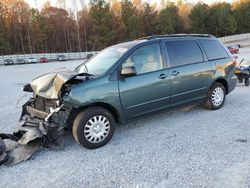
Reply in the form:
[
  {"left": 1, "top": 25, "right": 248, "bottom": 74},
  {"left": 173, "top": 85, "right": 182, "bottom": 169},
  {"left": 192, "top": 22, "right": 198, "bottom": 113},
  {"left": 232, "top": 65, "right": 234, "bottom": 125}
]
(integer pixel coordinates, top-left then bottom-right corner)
[{"left": 122, "top": 43, "right": 163, "bottom": 75}]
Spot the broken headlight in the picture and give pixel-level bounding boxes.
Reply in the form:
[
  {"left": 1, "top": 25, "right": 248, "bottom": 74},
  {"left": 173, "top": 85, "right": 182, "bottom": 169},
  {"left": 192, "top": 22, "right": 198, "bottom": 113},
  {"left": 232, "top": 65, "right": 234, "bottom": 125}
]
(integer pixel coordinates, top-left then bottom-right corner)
[{"left": 59, "top": 84, "right": 71, "bottom": 100}]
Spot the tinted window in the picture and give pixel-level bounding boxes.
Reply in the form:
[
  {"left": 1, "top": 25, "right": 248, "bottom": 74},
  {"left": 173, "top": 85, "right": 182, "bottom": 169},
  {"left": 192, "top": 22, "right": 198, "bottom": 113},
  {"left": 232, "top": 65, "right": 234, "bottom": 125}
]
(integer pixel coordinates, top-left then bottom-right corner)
[
  {"left": 200, "top": 39, "right": 228, "bottom": 60},
  {"left": 123, "top": 43, "right": 163, "bottom": 75},
  {"left": 165, "top": 40, "right": 203, "bottom": 67}
]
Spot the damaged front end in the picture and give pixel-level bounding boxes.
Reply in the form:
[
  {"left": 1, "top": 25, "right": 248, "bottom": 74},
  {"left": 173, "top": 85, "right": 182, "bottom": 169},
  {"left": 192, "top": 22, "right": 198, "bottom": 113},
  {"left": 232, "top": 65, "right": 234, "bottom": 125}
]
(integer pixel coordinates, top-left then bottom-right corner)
[{"left": 0, "top": 68, "right": 92, "bottom": 166}]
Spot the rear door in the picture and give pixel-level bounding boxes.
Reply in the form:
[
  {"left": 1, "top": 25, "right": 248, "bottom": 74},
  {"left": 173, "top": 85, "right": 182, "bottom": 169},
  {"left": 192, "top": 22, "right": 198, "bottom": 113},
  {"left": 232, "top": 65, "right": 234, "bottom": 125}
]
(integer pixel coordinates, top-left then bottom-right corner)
[
  {"left": 164, "top": 39, "right": 213, "bottom": 106},
  {"left": 118, "top": 42, "right": 171, "bottom": 119},
  {"left": 199, "top": 39, "right": 236, "bottom": 92}
]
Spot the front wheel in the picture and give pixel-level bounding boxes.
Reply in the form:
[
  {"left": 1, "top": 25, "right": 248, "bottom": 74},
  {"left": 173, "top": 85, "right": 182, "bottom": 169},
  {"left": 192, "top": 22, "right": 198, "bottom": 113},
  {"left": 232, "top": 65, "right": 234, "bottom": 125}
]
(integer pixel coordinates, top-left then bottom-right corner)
[
  {"left": 204, "top": 82, "right": 226, "bottom": 110},
  {"left": 72, "top": 107, "right": 116, "bottom": 149}
]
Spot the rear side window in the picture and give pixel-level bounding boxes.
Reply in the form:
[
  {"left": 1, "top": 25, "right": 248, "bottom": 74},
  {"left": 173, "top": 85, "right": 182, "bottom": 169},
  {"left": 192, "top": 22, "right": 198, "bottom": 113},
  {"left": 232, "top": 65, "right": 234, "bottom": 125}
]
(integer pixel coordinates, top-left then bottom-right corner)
[
  {"left": 165, "top": 40, "right": 203, "bottom": 67},
  {"left": 200, "top": 39, "right": 228, "bottom": 61}
]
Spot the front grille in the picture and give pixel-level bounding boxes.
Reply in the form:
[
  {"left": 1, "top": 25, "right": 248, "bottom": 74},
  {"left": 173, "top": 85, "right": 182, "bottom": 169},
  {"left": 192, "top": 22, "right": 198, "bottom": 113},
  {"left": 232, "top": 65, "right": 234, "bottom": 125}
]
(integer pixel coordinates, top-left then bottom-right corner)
[{"left": 34, "top": 96, "right": 57, "bottom": 113}]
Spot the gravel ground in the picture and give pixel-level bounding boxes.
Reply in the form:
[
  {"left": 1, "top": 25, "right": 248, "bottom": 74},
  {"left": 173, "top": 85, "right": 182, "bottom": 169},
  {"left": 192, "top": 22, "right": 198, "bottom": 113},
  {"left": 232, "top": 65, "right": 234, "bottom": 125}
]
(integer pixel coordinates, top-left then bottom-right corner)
[{"left": 0, "top": 53, "right": 250, "bottom": 188}]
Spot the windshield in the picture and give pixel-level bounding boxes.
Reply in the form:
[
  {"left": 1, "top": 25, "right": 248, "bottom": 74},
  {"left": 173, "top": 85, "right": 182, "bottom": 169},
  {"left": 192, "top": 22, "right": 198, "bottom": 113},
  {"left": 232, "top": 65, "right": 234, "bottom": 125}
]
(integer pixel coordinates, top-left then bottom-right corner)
[{"left": 77, "top": 47, "right": 128, "bottom": 75}]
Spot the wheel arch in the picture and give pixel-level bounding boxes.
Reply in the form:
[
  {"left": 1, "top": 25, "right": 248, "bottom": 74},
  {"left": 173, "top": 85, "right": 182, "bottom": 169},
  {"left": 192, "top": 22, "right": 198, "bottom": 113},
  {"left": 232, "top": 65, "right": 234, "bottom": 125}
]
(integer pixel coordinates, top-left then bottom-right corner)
[
  {"left": 67, "top": 102, "right": 121, "bottom": 129},
  {"left": 86, "top": 102, "right": 121, "bottom": 123},
  {"left": 213, "top": 78, "right": 229, "bottom": 94}
]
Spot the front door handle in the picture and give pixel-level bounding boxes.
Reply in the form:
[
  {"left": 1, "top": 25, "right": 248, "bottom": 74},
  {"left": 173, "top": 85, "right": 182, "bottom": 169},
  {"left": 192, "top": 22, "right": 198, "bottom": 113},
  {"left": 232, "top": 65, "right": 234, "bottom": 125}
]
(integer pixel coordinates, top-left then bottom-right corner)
[
  {"left": 158, "top": 73, "right": 168, "bottom": 79},
  {"left": 171, "top": 71, "right": 180, "bottom": 76}
]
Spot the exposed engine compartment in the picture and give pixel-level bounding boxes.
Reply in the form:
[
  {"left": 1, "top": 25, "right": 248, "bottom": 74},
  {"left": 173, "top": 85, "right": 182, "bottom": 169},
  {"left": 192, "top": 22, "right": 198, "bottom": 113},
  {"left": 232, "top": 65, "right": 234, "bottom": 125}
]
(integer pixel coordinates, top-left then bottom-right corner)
[{"left": 0, "top": 68, "right": 93, "bottom": 166}]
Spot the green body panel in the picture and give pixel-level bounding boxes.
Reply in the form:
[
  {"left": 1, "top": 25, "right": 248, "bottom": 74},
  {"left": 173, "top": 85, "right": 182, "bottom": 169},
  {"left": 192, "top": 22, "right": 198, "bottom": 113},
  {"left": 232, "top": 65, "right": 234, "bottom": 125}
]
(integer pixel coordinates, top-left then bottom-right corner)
[
  {"left": 64, "top": 76, "right": 125, "bottom": 122},
  {"left": 118, "top": 69, "right": 171, "bottom": 119},
  {"left": 213, "top": 58, "right": 238, "bottom": 92},
  {"left": 63, "top": 37, "right": 237, "bottom": 124},
  {"left": 168, "top": 61, "right": 213, "bottom": 106}
]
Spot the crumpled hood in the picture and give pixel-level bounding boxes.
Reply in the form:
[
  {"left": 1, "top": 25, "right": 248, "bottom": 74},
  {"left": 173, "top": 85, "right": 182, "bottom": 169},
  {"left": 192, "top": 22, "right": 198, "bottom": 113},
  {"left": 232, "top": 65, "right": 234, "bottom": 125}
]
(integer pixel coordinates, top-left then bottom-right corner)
[{"left": 30, "top": 68, "right": 81, "bottom": 99}]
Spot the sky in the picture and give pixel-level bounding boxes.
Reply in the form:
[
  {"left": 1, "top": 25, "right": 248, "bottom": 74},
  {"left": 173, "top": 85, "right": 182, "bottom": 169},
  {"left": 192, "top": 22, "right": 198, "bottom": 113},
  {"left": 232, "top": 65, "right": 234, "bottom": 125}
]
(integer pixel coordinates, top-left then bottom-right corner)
[{"left": 25, "top": 0, "right": 234, "bottom": 10}]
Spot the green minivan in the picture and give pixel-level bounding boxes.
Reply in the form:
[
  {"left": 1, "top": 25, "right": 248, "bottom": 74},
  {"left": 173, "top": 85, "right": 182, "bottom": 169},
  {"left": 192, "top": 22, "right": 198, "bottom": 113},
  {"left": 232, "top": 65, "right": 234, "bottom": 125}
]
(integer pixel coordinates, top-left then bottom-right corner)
[{"left": 3, "top": 34, "right": 238, "bottom": 150}]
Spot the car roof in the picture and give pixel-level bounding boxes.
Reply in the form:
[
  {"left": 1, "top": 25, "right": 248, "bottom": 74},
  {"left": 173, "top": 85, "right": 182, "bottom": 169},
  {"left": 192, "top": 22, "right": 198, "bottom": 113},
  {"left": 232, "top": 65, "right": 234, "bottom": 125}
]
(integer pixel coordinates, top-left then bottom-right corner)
[
  {"left": 108, "top": 40, "right": 146, "bottom": 50},
  {"left": 141, "top": 34, "right": 215, "bottom": 40},
  {"left": 107, "top": 34, "right": 216, "bottom": 50}
]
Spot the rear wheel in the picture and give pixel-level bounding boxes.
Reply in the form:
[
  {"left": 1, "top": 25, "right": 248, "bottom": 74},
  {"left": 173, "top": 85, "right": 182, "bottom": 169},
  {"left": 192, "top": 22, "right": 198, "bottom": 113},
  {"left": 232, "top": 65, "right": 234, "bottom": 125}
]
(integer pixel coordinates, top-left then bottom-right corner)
[
  {"left": 245, "top": 78, "right": 249, "bottom": 86},
  {"left": 72, "top": 107, "right": 116, "bottom": 149},
  {"left": 204, "top": 82, "right": 226, "bottom": 110}
]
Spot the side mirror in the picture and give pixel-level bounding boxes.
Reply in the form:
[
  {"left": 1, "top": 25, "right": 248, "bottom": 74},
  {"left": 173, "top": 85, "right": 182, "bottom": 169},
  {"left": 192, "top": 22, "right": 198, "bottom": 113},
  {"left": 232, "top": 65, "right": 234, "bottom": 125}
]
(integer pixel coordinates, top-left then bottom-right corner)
[{"left": 121, "top": 66, "right": 137, "bottom": 77}]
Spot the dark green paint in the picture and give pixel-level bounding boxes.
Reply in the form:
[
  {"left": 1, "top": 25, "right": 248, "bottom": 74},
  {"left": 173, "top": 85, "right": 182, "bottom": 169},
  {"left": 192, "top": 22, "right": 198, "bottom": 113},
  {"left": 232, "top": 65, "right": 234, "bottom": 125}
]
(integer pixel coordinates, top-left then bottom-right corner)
[{"left": 63, "top": 37, "right": 237, "bottom": 124}]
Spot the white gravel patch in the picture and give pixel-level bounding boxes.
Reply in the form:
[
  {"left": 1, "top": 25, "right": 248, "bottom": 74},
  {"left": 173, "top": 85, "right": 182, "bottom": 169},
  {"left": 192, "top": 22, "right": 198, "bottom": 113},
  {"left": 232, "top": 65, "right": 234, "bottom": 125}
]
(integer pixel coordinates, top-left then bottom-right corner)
[{"left": 0, "top": 57, "right": 250, "bottom": 188}]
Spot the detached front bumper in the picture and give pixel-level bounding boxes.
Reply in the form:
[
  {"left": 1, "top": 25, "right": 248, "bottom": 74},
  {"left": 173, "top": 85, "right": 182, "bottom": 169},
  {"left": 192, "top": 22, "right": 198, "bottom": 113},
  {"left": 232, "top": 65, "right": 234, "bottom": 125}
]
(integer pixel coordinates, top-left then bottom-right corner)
[{"left": 0, "top": 98, "right": 71, "bottom": 166}]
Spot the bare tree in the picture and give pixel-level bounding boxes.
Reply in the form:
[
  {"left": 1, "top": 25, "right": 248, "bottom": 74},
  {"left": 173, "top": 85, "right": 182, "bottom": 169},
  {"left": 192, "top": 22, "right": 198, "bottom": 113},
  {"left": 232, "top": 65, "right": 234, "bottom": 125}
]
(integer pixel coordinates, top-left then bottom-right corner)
[
  {"left": 71, "top": 0, "right": 81, "bottom": 52},
  {"left": 57, "top": 0, "right": 69, "bottom": 52},
  {"left": 79, "top": 0, "right": 88, "bottom": 52}
]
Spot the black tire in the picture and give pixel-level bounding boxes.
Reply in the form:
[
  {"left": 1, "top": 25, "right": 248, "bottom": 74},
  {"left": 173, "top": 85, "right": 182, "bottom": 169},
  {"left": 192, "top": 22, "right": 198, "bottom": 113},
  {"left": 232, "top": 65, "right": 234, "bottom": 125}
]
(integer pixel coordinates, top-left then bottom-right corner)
[
  {"left": 238, "top": 77, "right": 243, "bottom": 83},
  {"left": 0, "top": 138, "right": 7, "bottom": 165},
  {"left": 204, "top": 82, "right": 226, "bottom": 110},
  {"left": 72, "top": 107, "right": 116, "bottom": 149},
  {"left": 245, "top": 78, "right": 249, "bottom": 86},
  {"left": 66, "top": 108, "right": 81, "bottom": 130}
]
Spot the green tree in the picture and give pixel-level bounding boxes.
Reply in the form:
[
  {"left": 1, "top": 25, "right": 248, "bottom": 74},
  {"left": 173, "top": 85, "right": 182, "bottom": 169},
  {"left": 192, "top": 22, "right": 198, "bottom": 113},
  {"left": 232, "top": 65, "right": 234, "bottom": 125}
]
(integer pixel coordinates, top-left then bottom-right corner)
[
  {"left": 121, "top": 0, "right": 142, "bottom": 40},
  {"left": 177, "top": 2, "right": 191, "bottom": 33},
  {"left": 110, "top": 1, "right": 127, "bottom": 43},
  {"left": 157, "top": 2, "right": 179, "bottom": 34},
  {"left": 189, "top": 2, "right": 210, "bottom": 33},
  {"left": 233, "top": 0, "right": 250, "bottom": 33},
  {"left": 207, "top": 3, "right": 237, "bottom": 37},
  {"left": 42, "top": 5, "right": 76, "bottom": 52},
  {"left": 89, "top": 0, "right": 115, "bottom": 50},
  {"left": 30, "top": 9, "right": 47, "bottom": 53},
  {"left": 142, "top": 3, "right": 158, "bottom": 36}
]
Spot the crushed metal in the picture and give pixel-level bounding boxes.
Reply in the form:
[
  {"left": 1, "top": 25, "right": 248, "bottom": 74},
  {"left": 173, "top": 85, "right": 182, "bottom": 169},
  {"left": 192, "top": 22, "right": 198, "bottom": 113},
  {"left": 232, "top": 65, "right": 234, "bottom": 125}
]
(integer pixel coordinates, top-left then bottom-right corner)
[{"left": 0, "top": 68, "right": 91, "bottom": 166}]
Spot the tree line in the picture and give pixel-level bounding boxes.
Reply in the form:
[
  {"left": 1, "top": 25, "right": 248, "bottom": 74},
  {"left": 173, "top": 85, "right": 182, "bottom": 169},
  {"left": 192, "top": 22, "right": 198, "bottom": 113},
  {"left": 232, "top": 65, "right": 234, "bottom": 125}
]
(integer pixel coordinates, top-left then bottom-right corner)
[{"left": 0, "top": 0, "right": 250, "bottom": 55}]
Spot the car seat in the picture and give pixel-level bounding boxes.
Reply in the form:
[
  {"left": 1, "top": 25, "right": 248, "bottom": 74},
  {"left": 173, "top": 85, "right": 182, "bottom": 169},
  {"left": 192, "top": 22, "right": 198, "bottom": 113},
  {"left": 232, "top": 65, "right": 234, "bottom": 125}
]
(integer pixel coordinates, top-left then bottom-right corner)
[{"left": 140, "top": 54, "right": 160, "bottom": 74}]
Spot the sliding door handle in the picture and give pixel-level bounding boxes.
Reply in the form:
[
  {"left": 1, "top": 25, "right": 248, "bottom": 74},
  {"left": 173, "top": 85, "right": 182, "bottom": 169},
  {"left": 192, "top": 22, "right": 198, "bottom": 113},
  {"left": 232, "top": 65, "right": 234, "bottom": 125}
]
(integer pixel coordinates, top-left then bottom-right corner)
[
  {"left": 158, "top": 73, "right": 168, "bottom": 79},
  {"left": 171, "top": 71, "right": 180, "bottom": 76}
]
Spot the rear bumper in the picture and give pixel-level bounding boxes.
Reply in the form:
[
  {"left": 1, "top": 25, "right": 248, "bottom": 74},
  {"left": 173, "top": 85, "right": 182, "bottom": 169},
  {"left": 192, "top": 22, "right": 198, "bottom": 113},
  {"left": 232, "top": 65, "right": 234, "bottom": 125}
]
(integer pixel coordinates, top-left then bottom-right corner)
[{"left": 227, "top": 75, "right": 237, "bottom": 94}]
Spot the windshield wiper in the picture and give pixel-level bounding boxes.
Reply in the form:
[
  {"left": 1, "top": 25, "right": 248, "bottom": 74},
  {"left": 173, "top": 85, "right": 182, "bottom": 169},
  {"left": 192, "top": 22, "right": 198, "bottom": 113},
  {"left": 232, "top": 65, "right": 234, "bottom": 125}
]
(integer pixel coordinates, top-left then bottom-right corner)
[
  {"left": 75, "top": 60, "right": 89, "bottom": 73},
  {"left": 83, "top": 61, "right": 88, "bottom": 73}
]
